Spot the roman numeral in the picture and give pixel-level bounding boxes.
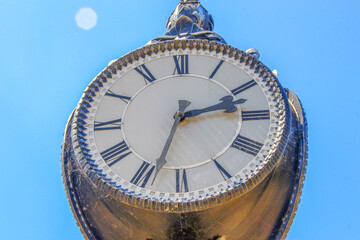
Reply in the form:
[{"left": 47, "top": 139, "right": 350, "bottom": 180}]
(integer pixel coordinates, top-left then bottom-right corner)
[
  {"left": 94, "top": 118, "right": 122, "bottom": 131},
  {"left": 242, "top": 110, "right": 270, "bottom": 121},
  {"left": 135, "top": 64, "right": 156, "bottom": 83},
  {"left": 100, "top": 141, "right": 132, "bottom": 167},
  {"left": 214, "top": 160, "right": 232, "bottom": 180},
  {"left": 105, "top": 90, "right": 131, "bottom": 103},
  {"left": 231, "top": 80, "right": 257, "bottom": 96},
  {"left": 209, "top": 60, "right": 224, "bottom": 79},
  {"left": 173, "top": 55, "right": 189, "bottom": 75},
  {"left": 176, "top": 169, "right": 189, "bottom": 193},
  {"left": 232, "top": 135, "right": 263, "bottom": 156},
  {"left": 130, "top": 162, "right": 155, "bottom": 188}
]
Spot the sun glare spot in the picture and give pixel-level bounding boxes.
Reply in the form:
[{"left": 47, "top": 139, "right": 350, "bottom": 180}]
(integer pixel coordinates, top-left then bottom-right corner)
[{"left": 75, "top": 8, "right": 97, "bottom": 30}]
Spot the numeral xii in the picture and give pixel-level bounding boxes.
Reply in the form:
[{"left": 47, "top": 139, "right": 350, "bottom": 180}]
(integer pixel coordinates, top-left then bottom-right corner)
[{"left": 173, "top": 55, "right": 189, "bottom": 75}]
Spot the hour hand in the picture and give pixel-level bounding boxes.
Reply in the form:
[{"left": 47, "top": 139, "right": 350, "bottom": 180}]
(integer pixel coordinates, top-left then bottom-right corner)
[{"left": 182, "top": 95, "right": 246, "bottom": 120}]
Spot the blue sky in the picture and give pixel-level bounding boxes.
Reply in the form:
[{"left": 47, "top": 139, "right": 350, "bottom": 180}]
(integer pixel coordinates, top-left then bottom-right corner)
[{"left": 0, "top": 0, "right": 359, "bottom": 239}]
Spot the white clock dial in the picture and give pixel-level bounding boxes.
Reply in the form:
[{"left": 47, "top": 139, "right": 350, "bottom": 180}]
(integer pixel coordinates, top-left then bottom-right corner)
[{"left": 77, "top": 44, "right": 284, "bottom": 202}]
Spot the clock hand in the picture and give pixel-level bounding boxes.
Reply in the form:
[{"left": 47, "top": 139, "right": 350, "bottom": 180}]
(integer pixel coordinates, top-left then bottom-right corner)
[
  {"left": 151, "top": 100, "right": 192, "bottom": 185},
  {"left": 181, "top": 95, "right": 246, "bottom": 120}
]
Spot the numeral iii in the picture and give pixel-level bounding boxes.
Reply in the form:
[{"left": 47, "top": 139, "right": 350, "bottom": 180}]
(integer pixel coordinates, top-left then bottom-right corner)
[{"left": 242, "top": 110, "right": 270, "bottom": 121}]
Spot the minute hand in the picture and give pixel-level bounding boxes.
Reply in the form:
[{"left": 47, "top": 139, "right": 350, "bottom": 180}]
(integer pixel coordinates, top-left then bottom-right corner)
[
  {"left": 183, "top": 95, "right": 247, "bottom": 119},
  {"left": 152, "top": 100, "right": 191, "bottom": 185}
]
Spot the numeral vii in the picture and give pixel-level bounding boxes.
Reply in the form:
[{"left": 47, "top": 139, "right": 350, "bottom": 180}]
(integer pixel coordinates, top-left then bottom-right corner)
[
  {"left": 214, "top": 160, "right": 232, "bottom": 180},
  {"left": 135, "top": 64, "right": 156, "bottom": 83},
  {"left": 231, "top": 80, "right": 257, "bottom": 96},
  {"left": 232, "top": 135, "right": 263, "bottom": 156},
  {"left": 176, "top": 169, "right": 189, "bottom": 193},
  {"left": 94, "top": 118, "right": 122, "bottom": 131},
  {"left": 242, "top": 110, "right": 270, "bottom": 121},
  {"left": 130, "top": 162, "right": 155, "bottom": 188},
  {"left": 173, "top": 55, "right": 189, "bottom": 75},
  {"left": 100, "top": 141, "right": 132, "bottom": 167}
]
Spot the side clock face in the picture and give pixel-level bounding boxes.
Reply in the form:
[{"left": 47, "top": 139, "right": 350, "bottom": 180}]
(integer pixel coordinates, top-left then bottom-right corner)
[{"left": 76, "top": 44, "right": 285, "bottom": 202}]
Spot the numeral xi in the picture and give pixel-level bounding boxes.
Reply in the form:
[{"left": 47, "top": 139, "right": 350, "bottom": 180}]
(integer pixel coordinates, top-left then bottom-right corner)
[{"left": 135, "top": 64, "right": 156, "bottom": 83}]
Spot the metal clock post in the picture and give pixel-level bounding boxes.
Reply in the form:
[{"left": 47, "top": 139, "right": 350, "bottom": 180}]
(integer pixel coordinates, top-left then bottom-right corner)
[{"left": 61, "top": 1, "right": 308, "bottom": 239}]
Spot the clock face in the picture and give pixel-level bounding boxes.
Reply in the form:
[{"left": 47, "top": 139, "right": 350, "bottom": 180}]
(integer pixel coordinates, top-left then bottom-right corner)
[{"left": 74, "top": 42, "right": 286, "bottom": 202}]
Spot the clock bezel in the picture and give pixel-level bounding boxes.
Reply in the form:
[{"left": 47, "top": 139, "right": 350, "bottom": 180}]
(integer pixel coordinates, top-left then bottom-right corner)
[{"left": 71, "top": 39, "right": 291, "bottom": 212}]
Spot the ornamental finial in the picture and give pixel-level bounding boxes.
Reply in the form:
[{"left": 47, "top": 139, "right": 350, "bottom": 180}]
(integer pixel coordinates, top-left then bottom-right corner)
[
  {"left": 180, "top": 0, "right": 199, "bottom": 3},
  {"left": 149, "top": 0, "right": 226, "bottom": 44}
]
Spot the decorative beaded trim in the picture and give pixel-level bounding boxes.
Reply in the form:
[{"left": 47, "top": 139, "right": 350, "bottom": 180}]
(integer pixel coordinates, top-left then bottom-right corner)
[{"left": 69, "top": 39, "right": 291, "bottom": 212}]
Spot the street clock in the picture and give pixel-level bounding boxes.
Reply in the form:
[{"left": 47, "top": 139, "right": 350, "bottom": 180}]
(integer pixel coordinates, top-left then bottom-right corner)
[{"left": 61, "top": 1, "right": 308, "bottom": 239}]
